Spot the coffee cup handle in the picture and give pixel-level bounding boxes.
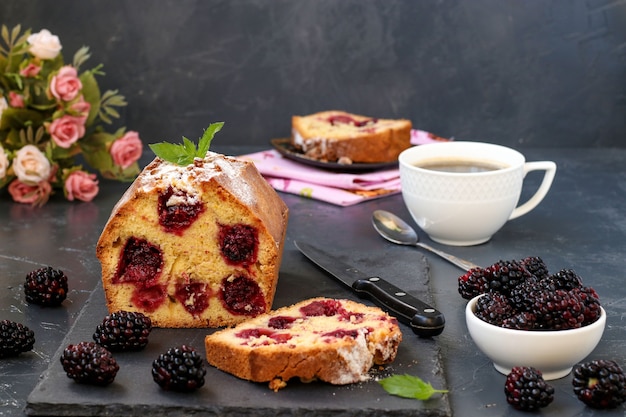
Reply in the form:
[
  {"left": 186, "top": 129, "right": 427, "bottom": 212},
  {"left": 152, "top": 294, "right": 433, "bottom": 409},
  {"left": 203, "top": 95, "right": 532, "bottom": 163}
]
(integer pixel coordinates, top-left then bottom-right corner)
[{"left": 508, "top": 161, "right": 557, "bottom": 220}]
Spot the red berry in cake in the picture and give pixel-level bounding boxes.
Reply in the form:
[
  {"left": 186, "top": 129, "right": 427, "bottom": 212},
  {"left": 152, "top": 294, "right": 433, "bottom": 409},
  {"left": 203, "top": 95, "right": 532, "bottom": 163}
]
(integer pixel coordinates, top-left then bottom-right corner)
[
  {"left": 60, "top": 342, "right": 119, "bottom": 386},
  {"left": 174, "top": 282, "right": 210, "bottom": 316},
  {"left": 0, "top": 320, "right": 35, "bottom": 358},
  {"left": 322, "top": 329, "right": 360, "bottom": 339},
  {"left": 220, "top": 274, "right": 266, "bottom": 316},
  {"left": 327, "top": 114, "right": 377, "bottom": 127},
  {"left": 572, "top": 360, "right": 626, "bottom": 409},
  {"left": 504, "top": 366, "right": 554, "bottom": 411},
  {"left": 24, "top": 266, "right": 68, "bottom": 306},
  {"left": 152, "top": 345, "right": 206, "bottom": 392},
  {"left": 158, "top": 186, "right": 205, "bottom": 235},
  {"left": 218, "top": 223, "right": 258, "bottom": 267},
  {"left": 114, "top": 237, "right": 163, "bottom": 285},
  {"left": 236, "top": 328, "right": 293, "bottom": 345},
  {"left": 131, "top": 284, "right": 167, "bottom": 312},
  {"left": 299, "top": 299, "right": 346, "bottom": 317},
  {"left": 268, "top": 315, "right": 297, "bottom": 329},
  {"left": 93, "top": 311, "right": 152, "bottom": 351}
]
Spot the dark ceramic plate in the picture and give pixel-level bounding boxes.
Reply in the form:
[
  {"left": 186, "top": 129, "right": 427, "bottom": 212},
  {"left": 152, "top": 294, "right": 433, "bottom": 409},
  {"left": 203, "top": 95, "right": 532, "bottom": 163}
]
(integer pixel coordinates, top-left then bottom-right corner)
[{"left": 270, "top": 138, "right": 398, "bottom": 173}]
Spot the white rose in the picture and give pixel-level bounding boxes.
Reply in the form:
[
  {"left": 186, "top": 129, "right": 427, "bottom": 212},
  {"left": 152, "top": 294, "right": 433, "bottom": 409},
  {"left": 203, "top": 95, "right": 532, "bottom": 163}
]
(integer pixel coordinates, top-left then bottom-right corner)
[
  {"left": 13, "top": 145, "right": 51, "bottom": 184},
  {"left": 27, "top": 29, "right": 62, "bottom": 60},
  {"left": 0, "top": 145, "right": 9, "bottom": 179}
]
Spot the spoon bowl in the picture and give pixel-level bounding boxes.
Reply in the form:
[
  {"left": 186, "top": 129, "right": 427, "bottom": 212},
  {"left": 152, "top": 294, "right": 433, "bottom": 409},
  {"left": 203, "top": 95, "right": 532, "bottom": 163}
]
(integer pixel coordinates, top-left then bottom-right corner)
[{"left": 372, "top": 210, "right": 479, "bottom": 271}]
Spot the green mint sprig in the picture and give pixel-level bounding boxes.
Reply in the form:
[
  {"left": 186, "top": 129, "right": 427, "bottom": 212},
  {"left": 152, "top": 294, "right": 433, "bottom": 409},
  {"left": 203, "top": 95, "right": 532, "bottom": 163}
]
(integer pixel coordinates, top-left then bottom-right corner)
[
  {"left": 378, "top": 374, "right": 448, "bottom": 401},
  {"left": 149, "top": 122, "right": 224, "bottom": 166}
]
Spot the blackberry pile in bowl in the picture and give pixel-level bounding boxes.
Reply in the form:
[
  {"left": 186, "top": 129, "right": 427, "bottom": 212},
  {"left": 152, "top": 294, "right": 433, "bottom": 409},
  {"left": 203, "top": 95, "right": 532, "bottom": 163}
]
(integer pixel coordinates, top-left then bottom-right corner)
[{"left": 460, "top": 257, "right": 606, "bottom": 380}]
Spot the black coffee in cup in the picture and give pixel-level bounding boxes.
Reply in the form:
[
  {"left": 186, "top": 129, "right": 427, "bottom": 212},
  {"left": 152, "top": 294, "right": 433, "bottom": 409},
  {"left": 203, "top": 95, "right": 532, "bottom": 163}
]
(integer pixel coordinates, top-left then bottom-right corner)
[{"left": 414, "top": 157, "right": 509, "bottom": 173}]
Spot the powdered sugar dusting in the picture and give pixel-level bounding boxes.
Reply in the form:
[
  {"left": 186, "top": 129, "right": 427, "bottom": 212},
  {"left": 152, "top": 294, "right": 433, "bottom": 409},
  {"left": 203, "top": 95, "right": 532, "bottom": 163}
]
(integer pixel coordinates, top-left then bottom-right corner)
[
  {"left": 210, "top": 152, "right": 255, "bottom": 206},
  {"left": 139, "top": 151, "right": 255, "bottom": 206}
]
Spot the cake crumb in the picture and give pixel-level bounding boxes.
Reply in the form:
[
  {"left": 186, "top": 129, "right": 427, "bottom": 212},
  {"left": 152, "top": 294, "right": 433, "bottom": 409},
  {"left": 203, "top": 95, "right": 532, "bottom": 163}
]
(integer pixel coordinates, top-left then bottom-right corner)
[{"left": 269, "top": 378, "right": 287, "bottom": 392}]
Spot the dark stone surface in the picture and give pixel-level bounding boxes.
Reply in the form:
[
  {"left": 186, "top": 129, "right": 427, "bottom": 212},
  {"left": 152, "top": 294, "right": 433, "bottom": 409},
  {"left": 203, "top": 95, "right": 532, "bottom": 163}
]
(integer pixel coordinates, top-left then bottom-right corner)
[
  {"left": 25, "top": 257, "right": 447, "bottom": 416},
  {"left": 0, "top": 146, "right": 625, "bottom": 416},
  {"left": 0, "top": 0, "right": 624, "bottom": 148}
]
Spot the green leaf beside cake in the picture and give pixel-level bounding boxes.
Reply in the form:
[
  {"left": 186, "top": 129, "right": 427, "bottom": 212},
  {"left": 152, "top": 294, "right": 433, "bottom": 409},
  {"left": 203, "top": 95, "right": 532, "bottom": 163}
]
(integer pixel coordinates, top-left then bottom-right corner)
[{"left": 149, "top": 122, "right": 224, "bottom": 166}]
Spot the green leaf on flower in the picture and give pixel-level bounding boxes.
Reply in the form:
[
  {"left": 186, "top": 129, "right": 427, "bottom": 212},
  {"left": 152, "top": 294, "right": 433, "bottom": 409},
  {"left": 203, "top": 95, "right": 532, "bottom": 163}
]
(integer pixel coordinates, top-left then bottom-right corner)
[
  {"left": 79, "top": 70, "right": 101, "bottom": 126},
  {"left": 149, "top": 122, "right": 224, "bottom": 166},
  {"left": 73, "top": 46, "right": 91, "bottom": 70},
  {"left": 378, "top": 374, "right": 448, "bottom": 401}
]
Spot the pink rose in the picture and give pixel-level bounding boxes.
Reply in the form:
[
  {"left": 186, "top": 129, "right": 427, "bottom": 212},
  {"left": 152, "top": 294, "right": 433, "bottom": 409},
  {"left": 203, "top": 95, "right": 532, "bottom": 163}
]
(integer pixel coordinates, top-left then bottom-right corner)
[
  {"left": 49, "top": 66, "right": 82, "bottom": 102},
  {"left": 65, "top": 171, "right": 99, "bottom": 202},
  {"left": 8, "top": 179, "right": 52, "bottom": 206},
  {"left": 69, "top": 96, "right": 91, "bottom": 118},
  {"left": 47, "top": 115, "right": 86, "bottom": 148},
  {"left": 20, "top": 63, "right": 42, "bottom": 77},
  {"left": 8, "top": 91, "right": 25, "bottom": 108},
  {"left": 110, "top": 130, "right": 143, "bottom": 169}
]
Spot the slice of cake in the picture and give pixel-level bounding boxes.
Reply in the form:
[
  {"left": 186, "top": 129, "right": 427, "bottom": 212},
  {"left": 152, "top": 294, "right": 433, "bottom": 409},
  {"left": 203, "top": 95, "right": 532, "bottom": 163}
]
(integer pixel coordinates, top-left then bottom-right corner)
[
  {"left": 96, "top": 125, "right": 289, "bottom": 328},
  {"left": 204, "top": 297, "right": 402, "bottom": 390},
  {"left": 291, "top": 110, "right": 412, "bottom": 164}
]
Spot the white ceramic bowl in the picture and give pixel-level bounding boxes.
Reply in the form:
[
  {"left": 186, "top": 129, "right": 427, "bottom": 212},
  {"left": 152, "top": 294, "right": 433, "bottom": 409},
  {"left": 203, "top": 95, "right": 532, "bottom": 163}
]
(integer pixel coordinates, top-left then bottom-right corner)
[{"left": 465, "top": 294, "right": 606, "bottom": 380}]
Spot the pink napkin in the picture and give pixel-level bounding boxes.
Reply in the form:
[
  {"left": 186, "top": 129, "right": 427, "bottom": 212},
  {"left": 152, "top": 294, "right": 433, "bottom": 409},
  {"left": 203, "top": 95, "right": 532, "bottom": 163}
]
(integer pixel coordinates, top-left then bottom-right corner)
[{"left": 237, "top": 130, "right": 448, "bottom": 206}]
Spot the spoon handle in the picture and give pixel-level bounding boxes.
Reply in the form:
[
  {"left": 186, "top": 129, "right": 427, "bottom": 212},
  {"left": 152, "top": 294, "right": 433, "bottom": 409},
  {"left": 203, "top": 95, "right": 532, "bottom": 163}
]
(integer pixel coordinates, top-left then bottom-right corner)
[{"left": 416, "top": 242, "right": 479, "bottom": 271}]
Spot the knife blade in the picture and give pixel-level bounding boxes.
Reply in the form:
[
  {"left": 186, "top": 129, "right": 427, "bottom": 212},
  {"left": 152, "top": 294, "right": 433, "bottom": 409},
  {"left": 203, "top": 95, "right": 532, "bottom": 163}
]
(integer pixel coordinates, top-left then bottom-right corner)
[{"left": 294, "top": 241, "right": 445, "bottom": 337}]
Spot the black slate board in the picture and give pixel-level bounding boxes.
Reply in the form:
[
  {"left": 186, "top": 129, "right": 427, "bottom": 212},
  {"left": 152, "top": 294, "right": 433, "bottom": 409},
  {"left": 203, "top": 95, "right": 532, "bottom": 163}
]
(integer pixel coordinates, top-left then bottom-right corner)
[{"left": 26, "top": 248, "right": 450, "bottom": 416}]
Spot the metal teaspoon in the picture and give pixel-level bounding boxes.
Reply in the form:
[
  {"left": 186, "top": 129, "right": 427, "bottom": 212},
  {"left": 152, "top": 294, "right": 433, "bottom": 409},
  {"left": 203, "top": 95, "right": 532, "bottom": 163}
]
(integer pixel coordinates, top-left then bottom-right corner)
[{"left": 372, "top": 210, "right": 479, "bottom": 271}]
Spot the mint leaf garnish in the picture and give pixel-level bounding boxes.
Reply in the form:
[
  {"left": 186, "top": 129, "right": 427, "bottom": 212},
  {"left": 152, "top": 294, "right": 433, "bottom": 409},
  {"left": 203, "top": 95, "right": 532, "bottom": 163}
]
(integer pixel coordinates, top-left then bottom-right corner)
[
  {"left": 149, "top": 122, "right": 224, "bottom": 165},
  {"left": 378, "top": 374, "right": 448, "bottom": 400}
]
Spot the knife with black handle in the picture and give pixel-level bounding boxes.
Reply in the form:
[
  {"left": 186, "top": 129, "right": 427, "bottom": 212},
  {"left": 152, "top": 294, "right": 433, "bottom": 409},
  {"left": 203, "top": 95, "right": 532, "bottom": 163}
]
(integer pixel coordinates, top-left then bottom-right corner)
[{"left": 295, "top": 241, "right": 445, "bottom": 337}]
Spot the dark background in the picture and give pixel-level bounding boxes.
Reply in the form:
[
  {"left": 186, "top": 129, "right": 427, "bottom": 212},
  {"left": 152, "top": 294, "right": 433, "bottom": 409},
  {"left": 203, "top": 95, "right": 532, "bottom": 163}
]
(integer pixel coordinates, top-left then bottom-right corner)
[{"left": 2, "top": 0, "right": 625, "bottom": 148}]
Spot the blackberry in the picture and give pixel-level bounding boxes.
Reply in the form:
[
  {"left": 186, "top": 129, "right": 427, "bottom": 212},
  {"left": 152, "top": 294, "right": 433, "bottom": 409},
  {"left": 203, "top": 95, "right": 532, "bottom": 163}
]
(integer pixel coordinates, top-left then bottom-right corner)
[
  {"left": 458, "top": 259, "right": 532, "bottom": 300},
  {"left": 152, "top": 345, "right": 206, "bottom": 392},
  {"left": 528, "top": 288, "right": 585, "bottom": 330},
  {"left": 93, "top": 311, "right": 152, "bottom": 351},
  {"left": 474, "top": 293, "right": 513, "bottom": 326},
  {"left": 548, "top": 268, "right": 583, "bottom": 290},
  {"left": 501, "top": 311, "right": 537, "bottom": 330},
  {"left": 485, "top": 260, "right": 533, "bottom": 296},
  {"left": 0, "top": 320, "right": 35, "bottom": 358},
  {"left": 520, "top": 256, "right": 549, "bottom": 280},
  {"left": 60, "top": 342, "right": 119, "bottom": 386},
  {"left": 508, "top": 277, "right": 555, "bottom": 313},
  {"left": 572, "top": 360, "right": 626, "bottom": 409},
  {"left": 504, "top": 366, "right": 554, "bottom": 411},
  {"left": 24, "top": 266, "right": 68, "bottom": 306},
  {"left": 458, "top": 267, "right": 490, "bottom": 299},
  {"left": 573, "top": 286, "right": 602, "bottom": 325}
]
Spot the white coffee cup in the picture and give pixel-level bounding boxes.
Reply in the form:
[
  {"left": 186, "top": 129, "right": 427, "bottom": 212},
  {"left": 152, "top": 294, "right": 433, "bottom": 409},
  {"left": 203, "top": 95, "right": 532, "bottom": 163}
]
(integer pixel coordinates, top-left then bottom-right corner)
[{"left": 399, "top": 141, "right": 556, "bottom": 246}]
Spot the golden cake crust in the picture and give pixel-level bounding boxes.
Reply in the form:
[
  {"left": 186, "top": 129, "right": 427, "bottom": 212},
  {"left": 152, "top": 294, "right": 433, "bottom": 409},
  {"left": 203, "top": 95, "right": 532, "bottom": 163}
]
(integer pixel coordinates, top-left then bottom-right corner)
[
  {"left": 96, "top": 152, "right": 288, "bottom": 328},
  {"left": 204, "top": 297, "right": 402, "bottom": 390},
  {"left": 291, "top": 110, "right": 412, "bottom": 163}
]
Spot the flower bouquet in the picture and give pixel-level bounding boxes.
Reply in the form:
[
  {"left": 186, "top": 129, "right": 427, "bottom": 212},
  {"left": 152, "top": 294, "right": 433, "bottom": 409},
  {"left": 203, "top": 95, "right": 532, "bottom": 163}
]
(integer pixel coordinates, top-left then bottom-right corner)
[{"left": 0, "top": 25, "right": 143, "bottom": 206}]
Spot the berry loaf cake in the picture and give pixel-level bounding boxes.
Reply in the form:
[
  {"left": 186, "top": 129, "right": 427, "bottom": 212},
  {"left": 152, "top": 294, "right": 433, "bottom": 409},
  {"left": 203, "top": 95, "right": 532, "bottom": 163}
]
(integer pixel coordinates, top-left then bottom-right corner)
[
  {"left": 291, "top": 110, "right": 412, "bottom": 163},
  {"left": 96, "top": 150, "right": 289, "bottom": 328},
  {"left": 204, "top": 297, "right": 402, "bottom": 391}
]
